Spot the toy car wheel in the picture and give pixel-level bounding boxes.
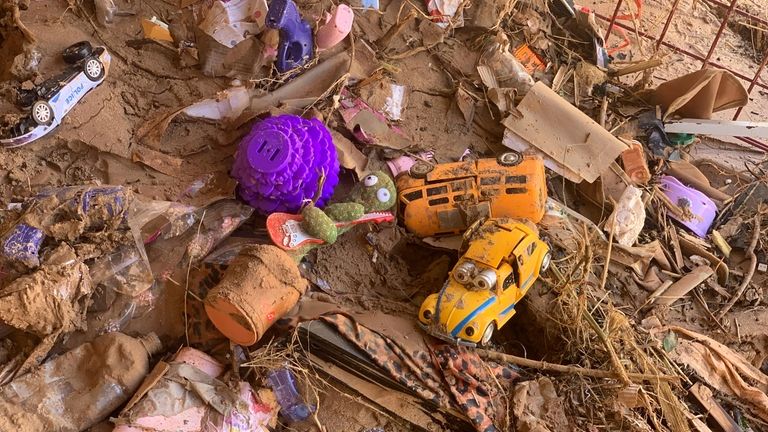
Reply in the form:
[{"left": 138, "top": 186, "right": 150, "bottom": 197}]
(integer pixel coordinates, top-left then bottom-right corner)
[
  {"left": 31, "top": 100, "right": 54, "bottom": 126},
  {"left": 409, "top": 161, "right": 434, "bottom": 179},
  {"left": 480, "top": 322, "right": 495, "bottom": 347},
  {"left": 540, "top": 251, "right": 552, "bottom": 273},
  {"left": 63, "top": 41, "right": 94, "bottom": 64},
  {"left": 497, "top": 151, "right": 523, "bottom": 167},
  {"left": 83, "top": 57, "right": 105, "bottom": 81}
]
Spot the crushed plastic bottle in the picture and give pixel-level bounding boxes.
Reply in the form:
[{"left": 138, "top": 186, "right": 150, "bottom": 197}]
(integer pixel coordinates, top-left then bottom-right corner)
[
  {"left": 0, "top": 332, "right": 161, "bottom": 431},
  {"left": 267, "top": 368, "right": 316, "bottom": 422}
]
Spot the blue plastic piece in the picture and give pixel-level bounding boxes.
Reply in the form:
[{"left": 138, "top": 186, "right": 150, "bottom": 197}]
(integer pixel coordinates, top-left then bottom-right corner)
[
  {"left": 267, "top": 368, "right": 316, "bottom": 422},
  {"left": 2, "top": 223, "right": 44, "bottom": 267},
  {"left": 266, "top": 0, "right": 314, "bottom": 73}
]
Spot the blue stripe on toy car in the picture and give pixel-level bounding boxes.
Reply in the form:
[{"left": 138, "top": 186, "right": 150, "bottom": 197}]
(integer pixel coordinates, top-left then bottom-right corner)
[
  {"left": 51, "top": 93, "right": 60, "bottom": 103},
  {"left": 500, "top": 274, "right": 535, "bottom": 316},
  {"left": 501, "top": 302, "right": 516, "bottom": 315},
  {"left": 450, "top": 297, "right": 496, "bottom": 337}
]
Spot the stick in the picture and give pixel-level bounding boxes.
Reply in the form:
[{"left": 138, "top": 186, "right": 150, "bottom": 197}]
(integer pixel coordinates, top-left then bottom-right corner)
[
  {"left": 716, "top": 214, "right": 760, "bottom": 319},
  {"left": 583, "top": 310, "right": 632, "bottom": 386},
  {"left": 610, "top": 58, "right": 663, "bottom": 76},
  {"left": 476, "top": 349, "right": 678, "bottom": 383}
]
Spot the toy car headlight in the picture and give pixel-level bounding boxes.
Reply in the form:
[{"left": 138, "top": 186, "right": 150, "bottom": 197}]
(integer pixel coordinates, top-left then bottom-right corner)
[
  {"left": 465, "top": 326, "right": 475, "bottom": 336},
  {"left": 474, "top": 270, "right": 497, "bottom": 291},
  {"left": 422, "top": 309, "right": 433, "bottom": 321},
  {"left": 454, "top": 262, "right": 476, "bottom": 284}
]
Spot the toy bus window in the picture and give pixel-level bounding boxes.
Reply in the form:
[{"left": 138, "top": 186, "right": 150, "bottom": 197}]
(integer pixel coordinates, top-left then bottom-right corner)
[
  {"left": 505, "top": 175, "right": 527, "bottom": 184},
  {"left": 453, "top": 194, "right": 468, "bottom": 202},
  {"left": 428, "top": 197, "right": 450, "bottom": 205},
  {"left": 503, "top": 273, "right": 515, "bottom": 290},
  {"left": 505, "top": 187, "right": 527, "bottom": 195},
  {"left": 403, "top": 190, "right": 423, "bottom": 202},
  {"left": 451, "top": 181, "right": 467, "bottom": 191},
  {"left": 426, "top": 185, "right": 448, "bottom": 197},
  {"left": 480, "top": 176, "right": 500, "bottom": 185}
]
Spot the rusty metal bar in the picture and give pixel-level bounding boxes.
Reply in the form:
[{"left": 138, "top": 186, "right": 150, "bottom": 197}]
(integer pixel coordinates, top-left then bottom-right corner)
[
  {"left": 702, "top": 0, "right": 739, "bottom": 68},
  {"left": 604, "top": 0, "right": 625, "bottom": 42},
  {"left": 701, "top": 0, "right": 768, "bottom": 29},
  {"left": 656, "top": 0, "right": 683, "bottom": 50},
  {"left": 733, "top": 48, "right": 768, "bottom": 120},
  {"left": 594, "top": 11, "right": 768, "bottom": 90}
]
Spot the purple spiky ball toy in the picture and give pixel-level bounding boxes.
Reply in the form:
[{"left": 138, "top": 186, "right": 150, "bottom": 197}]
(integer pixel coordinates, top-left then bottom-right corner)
[{"left": 231, "top": 115, "right": 340, "bottom": 215}]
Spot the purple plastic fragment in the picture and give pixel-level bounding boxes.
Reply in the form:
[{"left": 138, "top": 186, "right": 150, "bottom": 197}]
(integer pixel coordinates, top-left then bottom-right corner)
[
  {"left": 659, "top": 175, "right": 717, "bottom": 238},
  {"left": 267, "top": 368, "right": 316, "bottom": 422},
  {"left": 2, "top": 223, "right": 44, "bottom": 267},
  {"left": 231, "top": 115, "right": 339, "bottom": 215}
]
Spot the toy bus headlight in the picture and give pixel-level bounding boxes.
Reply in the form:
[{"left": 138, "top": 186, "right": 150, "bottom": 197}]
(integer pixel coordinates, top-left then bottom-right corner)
[
  {"left": 465, "top": 326, "right": 475, "bottom": 336},
  {"left": 422, "top": 309, "right": 433, "bottom": 321},
  {"left": 474, "top": 270, "right": 497, "bottom": 291},
  {"left": 454, "top": 262, "right": 476, "bottom": 284}
]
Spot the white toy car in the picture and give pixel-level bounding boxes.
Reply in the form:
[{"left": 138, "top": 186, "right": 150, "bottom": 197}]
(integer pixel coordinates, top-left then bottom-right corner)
[{"left": 1, "top": 41, "right": 111, "bottom": 148}]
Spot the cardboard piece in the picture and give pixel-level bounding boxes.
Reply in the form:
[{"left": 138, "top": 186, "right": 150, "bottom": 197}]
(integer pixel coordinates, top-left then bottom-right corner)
[
  {"left": 132, "top": 146, "right": 183, "bottom": 177},
  {"left": 502, "top": 82, "right": 627, "bottom": 183},
  {"left": 142, "top": 17, "right": 174, "bottom": 42},
  {"left": 651, "top": 265, "right": 714, "bottom": 306},
  {"left": 648, "top": 69, "right": 748, "bottom": 120},
  {"left": 666, "top": 160, "right": 730, "bottom": 204}
]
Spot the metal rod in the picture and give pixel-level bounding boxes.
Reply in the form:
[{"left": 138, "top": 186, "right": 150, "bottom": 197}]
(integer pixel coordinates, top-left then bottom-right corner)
[
  {"left": 604, "top": 0, "right": 625, "bottom": 43},
  {"left": 702, "top": 0, "right": 739, "bottom": 68},
  {"left": 733, "top": 49, "right": 768, "bottom": 120},
  {"left": 594, "top": 11, "right": 768, "bottom": 91},
  {"left": 656, "top": 0, "right": 683, "bottom": 51},
  {"left": 701, "top": 0, "right": 768, "bottom": 29}
]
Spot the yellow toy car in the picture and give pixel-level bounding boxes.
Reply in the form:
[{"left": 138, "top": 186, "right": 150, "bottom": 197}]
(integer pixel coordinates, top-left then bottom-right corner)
[
  {"left": 397, "top": 152, "right": 547, "bottom": 237},
  {"left": 418, "top": 218, "right": 551, "bottom": 346}
]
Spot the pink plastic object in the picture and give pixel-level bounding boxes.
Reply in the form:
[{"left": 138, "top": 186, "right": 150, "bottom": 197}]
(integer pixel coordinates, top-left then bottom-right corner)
[
  {"left": 315, "top": 4, "right": 353, "bottom": 50},
  {"left": 386, "top": 151, "right": 435, "bottom": 177},
  {"left": 659, "top": 175, "right": 717, "bottom": 238},
  {"left": 174, "top": 347, "right": 225, "bottom": 377},
  {"left": 113, "top": 348, "right": 274, "bottom": 432}
]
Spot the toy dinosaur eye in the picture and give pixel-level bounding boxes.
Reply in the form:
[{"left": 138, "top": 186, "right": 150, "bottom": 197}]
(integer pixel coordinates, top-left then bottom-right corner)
[
  {"left": 363, "top": 175, "right": 378, "bottom": 187},
  {"left": 376, "top": 188, "right": 391, "bottom": 203}
]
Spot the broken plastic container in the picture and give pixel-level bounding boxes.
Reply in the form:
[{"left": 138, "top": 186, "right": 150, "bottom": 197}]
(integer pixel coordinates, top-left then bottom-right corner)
[
  {"left": 0, "top": 332, "right": 161, "bottom": 431},
  {"left": 659, "top": 176, "right": 717, "bottom": 238},
  {"left": 231, "top": 115, "right": 339, "bottom": 215},
  {"left": 621, "top": 141, "right": 651, "bottom": 185},
  {"left": 315, "top": 4, "right": 354, "bottom": 50},
  {"left": 267, "top": 368, "right": 315, "bottom": 422}
]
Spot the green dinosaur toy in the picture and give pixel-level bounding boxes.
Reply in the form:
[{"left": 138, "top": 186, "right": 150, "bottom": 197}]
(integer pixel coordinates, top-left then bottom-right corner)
[{"left": 301, "top": 171, "right": 396, "bottom": 244}]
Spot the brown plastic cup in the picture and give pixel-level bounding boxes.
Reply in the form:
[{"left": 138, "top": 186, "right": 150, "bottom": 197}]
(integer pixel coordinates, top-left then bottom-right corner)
[{"left": 204, "top": 244, "right": 307, "bottom": 346}]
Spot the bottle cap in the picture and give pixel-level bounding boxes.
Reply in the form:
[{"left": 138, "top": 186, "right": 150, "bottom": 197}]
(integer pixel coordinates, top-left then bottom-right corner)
[{"left": 139, "top": 333, "right": 163, "bottom": 356}]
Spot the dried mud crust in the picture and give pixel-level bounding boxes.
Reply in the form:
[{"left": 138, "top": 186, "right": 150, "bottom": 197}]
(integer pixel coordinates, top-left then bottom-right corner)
[
  {"left": 0, "top": 1, "right": 234, "bottom": 204},
  {"left": 307, "top": 225, "right": 452, "bottom": 316}
]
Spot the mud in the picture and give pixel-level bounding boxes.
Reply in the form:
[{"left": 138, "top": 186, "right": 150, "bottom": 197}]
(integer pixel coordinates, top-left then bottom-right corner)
[
  {"left": 307, "top": 225, "right": 452, "bottom": 316},
  {"left": 0, "top": 244, "right": 91, "bottom": 337}
]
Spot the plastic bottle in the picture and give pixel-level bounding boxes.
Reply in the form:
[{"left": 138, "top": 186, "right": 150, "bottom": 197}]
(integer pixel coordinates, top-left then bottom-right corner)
[
  {"left": 267, "top": 368, "right": 315, "bottom": 422},
  {"left": 0, "top": 332, "right": 161, "bottom": 432}
]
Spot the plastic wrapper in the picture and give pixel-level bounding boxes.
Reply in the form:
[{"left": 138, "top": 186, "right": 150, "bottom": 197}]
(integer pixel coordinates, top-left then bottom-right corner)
[{"left": 146, "top": 199, "right": 254, "bottom": 280}]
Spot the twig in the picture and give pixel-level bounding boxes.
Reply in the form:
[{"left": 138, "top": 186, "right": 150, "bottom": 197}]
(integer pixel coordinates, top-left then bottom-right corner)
[
  {"left": 716, "top": 214, "right": 761, "bottom": 319},
  {"left": 476, "top": 349, "right": 678, "bottom": 383},
  {"left": 582, "top": 311, "right": 632, "bottom": 386}
]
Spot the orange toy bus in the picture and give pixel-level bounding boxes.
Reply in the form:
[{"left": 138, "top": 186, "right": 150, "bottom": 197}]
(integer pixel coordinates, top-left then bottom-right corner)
[{"left": 397, "top": 152, "right": 547, "bottom": 237}]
